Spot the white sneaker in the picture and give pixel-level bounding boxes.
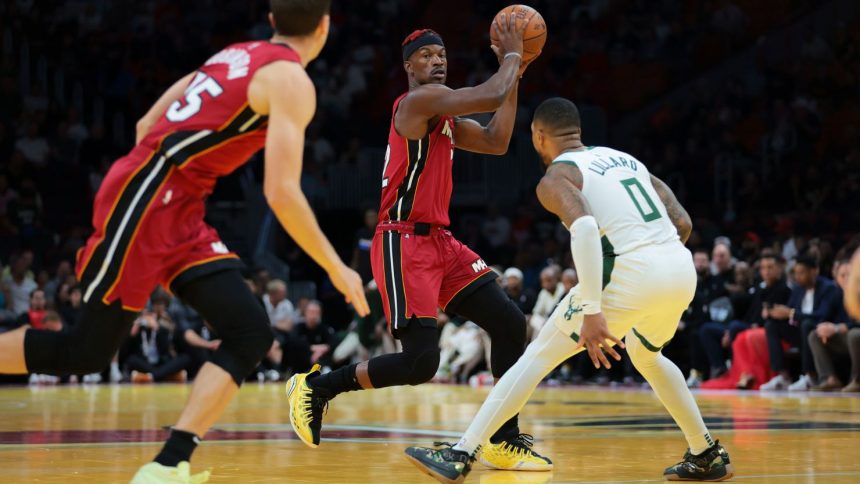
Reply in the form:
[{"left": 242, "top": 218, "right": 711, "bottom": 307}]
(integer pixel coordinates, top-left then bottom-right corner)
[
  {"left": 760, "top": 374, "right": 789, "bottom": 391},
  {"left": 83, "top": 373, "right": 102, "bottom": 384},
  {"left": 788, "top": 375, "right": 812, "bottom": 392},
  {"left": 686, "top": 370, "right": 702, "bottom": 389},
  {"left": 131, "top": 461, "right": 210, "bottom": 484}
]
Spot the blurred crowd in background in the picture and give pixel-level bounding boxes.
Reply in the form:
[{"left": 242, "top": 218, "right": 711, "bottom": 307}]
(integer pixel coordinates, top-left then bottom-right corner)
[{"left": 1, "top": 0, "right": 859, "bottom": 390}]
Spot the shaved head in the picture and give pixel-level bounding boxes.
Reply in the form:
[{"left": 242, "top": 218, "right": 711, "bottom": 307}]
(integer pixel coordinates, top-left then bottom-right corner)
[
  {"left": 531, "top": 97, "right": 585, "bottom": 167},
  {"left": 533, "top": 97, "right": 581, "bottom": 136}
]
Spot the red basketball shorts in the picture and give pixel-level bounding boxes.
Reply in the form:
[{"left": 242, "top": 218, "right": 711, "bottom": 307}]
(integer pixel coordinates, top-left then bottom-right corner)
[
  {"left": 75, "top": 146, "right": 241, "bottom": 312},
  {"left": 370, "top": 221, "right": 497, "bottom": 333}
]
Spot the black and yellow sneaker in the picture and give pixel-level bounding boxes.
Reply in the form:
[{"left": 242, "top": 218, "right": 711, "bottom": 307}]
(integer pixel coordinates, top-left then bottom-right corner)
[
  {"left": 286, "top": 364, "right": 330, "bottom": 448},
  {"left": 404, "top": 445, "right": 476, "bottom": 484},
  {"left": 479, "top": 434, "right": 553, "bottom": 471},
  {"left": 663, "top": 441, "right": 734, "bottom": 481}
]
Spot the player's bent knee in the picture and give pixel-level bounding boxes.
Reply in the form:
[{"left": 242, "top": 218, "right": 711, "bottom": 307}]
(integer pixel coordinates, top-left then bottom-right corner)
[
  {"left": 626, "top": 338, "right": 657, "bottom": 371},
  {"left": 407, "top": 347, "right": 440, "bottom": 385},
  {"left": 210, "top": 312, "right": 274, "bottom": 385}
]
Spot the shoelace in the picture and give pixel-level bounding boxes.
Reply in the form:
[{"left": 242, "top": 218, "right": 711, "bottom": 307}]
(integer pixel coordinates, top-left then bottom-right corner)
[
  {"left": 312, "top": 395, "right": 330, "bottom": 417},
  {"left": 505, "top": 433, "right": 536, "bottom": 455}
]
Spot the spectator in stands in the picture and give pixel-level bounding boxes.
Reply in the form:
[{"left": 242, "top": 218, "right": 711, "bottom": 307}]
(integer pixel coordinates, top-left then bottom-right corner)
[
  {"left": 16, "top": 288, "right": 47, "bottom": 329},
  {"left": 350, "top": 208, "right": 377, "bottom": 283},
  {"left": 2, "top": 250, "right": 37, "bottom": 315},
  {"left": 528, "top": 265, "right": 565, "bottom": 340},
  {"left": 711, "top": 241, "right": 735, "bottom": 285},
  {"left": 808, "top": 255, "right": 860, "bottom": 392},
  {"left": 761, "top": 255, "right": 840, "bottom": 391},
  {"left": 58, "top": 284, "right": 82, "bottom": 329},
  {"left": 561, "top": 268, "right": 577, "bottom": 293},
  {"left": 683, "top": 249, "right": 728, "bottom": 387},
  {"left": 263, "top": 279, "right": 295, "bottom": 332},
  {"left": 503, "top": 267, "right": 536, "bottom": 316},
  {"left": 172, "top": 300, "right": 221, "bottom": 379},
  {"left": 41, "top": 260, "right": 72, "bottom": 305},
  {"left": 125, "top": 296, "right": 191, "bottom": 383},
  {"left": 332, "top": 281, "right": 387, "bottom": 366},
  {"left": 291, "top": 300, "right": 335, "bottom": 372},
  {"left": 437, "top": 318, "right": 486, "bottom": 384},
  {"left": 700, "top": 254, "right": 791, "bottom": 380}
]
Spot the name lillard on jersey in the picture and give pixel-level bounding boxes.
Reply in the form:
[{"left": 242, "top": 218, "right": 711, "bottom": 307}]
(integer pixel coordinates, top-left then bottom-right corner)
[{"left": 586, "top": 155, "right": 638, "bottom": 176}]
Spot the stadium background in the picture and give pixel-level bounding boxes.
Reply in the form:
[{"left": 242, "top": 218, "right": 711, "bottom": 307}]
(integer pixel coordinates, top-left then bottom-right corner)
[{"left": 0, "top": 0, "right": 858, "bottom": 385}]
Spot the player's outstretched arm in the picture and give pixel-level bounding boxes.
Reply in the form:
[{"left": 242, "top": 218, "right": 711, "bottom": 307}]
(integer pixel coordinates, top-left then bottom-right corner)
[
  {"left": 650, "top": 175, "right": 692, "bottom": 244},
  {"left": 253, "top": 61, "right": 369, "bottom": 316},
  {"left": 453, "top": 84, "right": 518, "bottom": 155},
  {"left": 536, "top": 163, "right": 623, "bottom": 369},
  {"left": 135, "top": 72, "right": 196, "bottom": 144}
]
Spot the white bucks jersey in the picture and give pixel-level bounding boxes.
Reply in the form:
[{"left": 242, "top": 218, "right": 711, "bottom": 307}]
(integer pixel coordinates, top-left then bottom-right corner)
[{"left": 553, "top": 146, "right": 678, "bottom": 255}]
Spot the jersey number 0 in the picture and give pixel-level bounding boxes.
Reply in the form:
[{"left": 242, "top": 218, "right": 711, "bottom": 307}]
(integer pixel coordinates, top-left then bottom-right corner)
[{"left": 166, "top": 72, "right": 224, "bottom": 122}]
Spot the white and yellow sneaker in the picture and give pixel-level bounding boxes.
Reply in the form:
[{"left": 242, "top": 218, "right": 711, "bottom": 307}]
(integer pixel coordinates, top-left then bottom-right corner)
[
  {"left": 130, "top": 461, "right": 210, "bottom": 484},
  {"left": 286, "top": 364, "right": 328, "bottom": 448},
  {"left": 479, "top": 434, "right": 553, "bottom": 471}
]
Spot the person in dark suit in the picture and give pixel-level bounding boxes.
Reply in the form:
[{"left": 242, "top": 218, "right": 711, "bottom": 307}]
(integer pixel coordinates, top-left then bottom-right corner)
[{"left": 760, "top": 254, "right": 840, "bottom": 391}]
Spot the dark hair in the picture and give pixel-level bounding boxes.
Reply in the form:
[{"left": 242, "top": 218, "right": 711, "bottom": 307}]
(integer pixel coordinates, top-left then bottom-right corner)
[
  {"left": 29, "top": 288, "right": 45, "bottom": 299},
  {"left": 794, "top": 254, "right": 818, "bottom": 270},
  {"left": 533, "top": 97, "right": 581, "bottom": 133},
  {"left": 270, "top": 0, "right": 330, "bottom": 36},
  {"left": 759, "top": 253, "right": 785, "bottom": 265}
]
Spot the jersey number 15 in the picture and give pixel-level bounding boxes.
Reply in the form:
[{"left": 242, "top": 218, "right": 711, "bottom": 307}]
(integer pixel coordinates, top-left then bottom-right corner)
[{"left": 166, "top": 72, "right": 224, "bottom": 122}]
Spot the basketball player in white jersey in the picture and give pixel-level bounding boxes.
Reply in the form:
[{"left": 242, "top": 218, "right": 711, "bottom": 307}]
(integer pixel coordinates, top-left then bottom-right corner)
[{"left": 405, "top": 97, "right": 734, "bottom": 483}]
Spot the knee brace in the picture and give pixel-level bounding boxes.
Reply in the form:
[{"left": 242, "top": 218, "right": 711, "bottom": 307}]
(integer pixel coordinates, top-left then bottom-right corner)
[
  {"left": 208, "top": 303, "right": 274, "bottom": 386},
  {"left": 175, "top": 269, "right": 276, "bottom": 386},
  {"left": 406, "top": 346, "right": 440, "bottom": 385}
]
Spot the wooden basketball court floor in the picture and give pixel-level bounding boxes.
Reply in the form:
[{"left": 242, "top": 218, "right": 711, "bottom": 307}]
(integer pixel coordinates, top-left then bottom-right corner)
[{"left": 0, "top": 382, "right": 858, "bottom": 483}]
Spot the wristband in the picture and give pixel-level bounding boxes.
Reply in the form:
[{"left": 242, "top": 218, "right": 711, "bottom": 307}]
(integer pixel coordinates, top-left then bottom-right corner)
[{"left": 503, "top": 52, "right": 522, "bottom": 61}]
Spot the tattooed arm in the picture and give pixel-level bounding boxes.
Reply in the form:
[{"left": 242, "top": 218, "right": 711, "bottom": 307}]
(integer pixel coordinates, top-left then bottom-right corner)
[
  {"left": 650, "top": 175, "right": 692, "bottom": 244},
  {"left": 536, "top": 162, "right": 623, "bottom": 369}
]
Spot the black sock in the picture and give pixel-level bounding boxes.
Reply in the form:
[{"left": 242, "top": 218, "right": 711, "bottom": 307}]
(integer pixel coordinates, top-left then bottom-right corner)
[
  {"left": 308, "top": 363, "right": 362, "bottom": 396},
  {"left": 154, "top": 429, "right": 200, "bottom": 467},
  {"left": 490, "top": 414, "right": 520, "bottom": 443}
]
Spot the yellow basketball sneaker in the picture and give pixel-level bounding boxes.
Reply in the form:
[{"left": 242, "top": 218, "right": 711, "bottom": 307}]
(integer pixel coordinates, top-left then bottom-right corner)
[
  {"left": 478, "top": 434, "right": 553, "bottom": 471},
  {"left": 130, "top": 461, "right": 210, "bottom": 484},
  {"left": 286, "top": 364, "right": 328, "bottom": 448}
]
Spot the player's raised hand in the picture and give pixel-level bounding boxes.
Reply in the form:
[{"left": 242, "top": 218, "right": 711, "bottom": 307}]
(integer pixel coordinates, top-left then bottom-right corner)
[
  {"left": 490, "top": 12, "right": 525, "bottom": 61},
  {"left": 575, "top": 313, "right": 625, "bottom": 369},
  {"left": 329, "top": 262, "right": 371, "bottom": 317}
]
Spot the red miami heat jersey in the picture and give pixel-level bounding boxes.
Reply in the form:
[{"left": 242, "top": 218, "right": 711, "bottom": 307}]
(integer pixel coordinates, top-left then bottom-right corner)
[
  {"left": 140, "top": 41, "right": 301, "bottom": 195},
  {"left": 73, "top": 41, "right": 300, "bottom": 310},
  {"left": 379, "top": 93, "right": 455, "bottom": 227}
]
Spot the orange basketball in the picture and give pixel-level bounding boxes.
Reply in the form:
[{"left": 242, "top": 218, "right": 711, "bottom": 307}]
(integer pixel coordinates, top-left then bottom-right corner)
[{"left": 489, "top": 4, "right": 547, "bottom": 62}]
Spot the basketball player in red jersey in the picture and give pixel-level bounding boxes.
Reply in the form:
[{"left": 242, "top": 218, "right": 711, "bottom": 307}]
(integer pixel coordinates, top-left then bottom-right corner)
[
  {"left": 287, "top": 15, "right": 552, "bottom": 471},
  {"left": 0, "top": 1, "right": 368, "bottom": 482}
]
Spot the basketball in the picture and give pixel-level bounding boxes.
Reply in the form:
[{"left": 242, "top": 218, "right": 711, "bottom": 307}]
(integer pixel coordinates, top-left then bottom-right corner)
[{"left": 489, "top": 4, "right": 547, "bottom": 62}]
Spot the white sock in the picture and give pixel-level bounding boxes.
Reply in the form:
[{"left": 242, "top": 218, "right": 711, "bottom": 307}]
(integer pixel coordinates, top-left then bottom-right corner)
[
  {"left": 627, "top": 334, "right": 713, "bottom": 456},
  {"left": 453, "top": 324, "right": 579, "bottom": 455}
]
